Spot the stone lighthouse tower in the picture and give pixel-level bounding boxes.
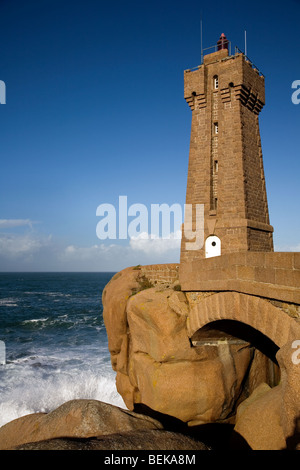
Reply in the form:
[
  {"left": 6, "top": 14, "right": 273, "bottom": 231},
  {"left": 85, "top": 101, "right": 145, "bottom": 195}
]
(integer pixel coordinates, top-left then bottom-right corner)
[{"left": 180, "top": 34, "right": 274, "bottom": 264}]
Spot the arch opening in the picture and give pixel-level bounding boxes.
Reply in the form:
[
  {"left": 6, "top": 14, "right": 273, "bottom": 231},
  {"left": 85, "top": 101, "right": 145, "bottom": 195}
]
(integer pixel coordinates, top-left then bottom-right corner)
[{"left": 191, "top": 319, "right": 280, "bottom": 388}]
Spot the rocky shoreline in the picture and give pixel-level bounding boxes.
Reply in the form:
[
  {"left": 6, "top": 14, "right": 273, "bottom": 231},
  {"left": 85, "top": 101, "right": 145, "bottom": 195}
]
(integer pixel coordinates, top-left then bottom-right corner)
[
  {"left": 1, "top": 395, "right": 297, "bottom": 451},
  {"left": 0, "top": 399, "right": 211, "bottom": 451},
  {"left": 100, "top": 266, "right": 300, "bottom": 450},
  {"left": 1, "top": 265, "right": 299, "bottom": 451}
]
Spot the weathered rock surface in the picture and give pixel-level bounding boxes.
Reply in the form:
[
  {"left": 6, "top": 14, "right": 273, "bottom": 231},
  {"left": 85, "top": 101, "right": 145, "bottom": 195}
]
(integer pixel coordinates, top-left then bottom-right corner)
[
  {"left": 233, "top": 339, "right": 300, "bottom": 451},
  {"left": 0, "top": 399, "right": 164, "bottom": 451},
  {"left": 276, "top": 341, "right": 300, "bottom": 449},
  {"left": 102, "top": 267, "right": 140, "bottom": 373},
  {"left": 14, "top": 430, "right": 210, "bottom": 450},
  {"left": 233, "top": 383, "right": 286, "bottom": 450},
  {"left": 102, "top": 267, "right": 265, "bottom": 425}
]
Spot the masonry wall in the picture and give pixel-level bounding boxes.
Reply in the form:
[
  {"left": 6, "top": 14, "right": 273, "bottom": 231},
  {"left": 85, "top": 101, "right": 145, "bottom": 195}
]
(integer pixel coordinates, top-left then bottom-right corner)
[
  {"left": 140, "top": 263, "right": 179, "bottom": 284},
  {"left": 179, "top": 252, "right": 300, "bottom": 305},
  {"left": 180, "top": 50, "right": 273, "bottom": 264}
]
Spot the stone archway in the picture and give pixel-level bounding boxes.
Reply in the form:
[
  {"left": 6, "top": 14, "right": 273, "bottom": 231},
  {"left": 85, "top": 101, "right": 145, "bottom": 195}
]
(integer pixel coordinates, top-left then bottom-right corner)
[
  {"left": 187, "top": 291, "right": 300, "bottom": 444},
  {"left": 187, "top": 291, "right": 300, "bottom": 348}
]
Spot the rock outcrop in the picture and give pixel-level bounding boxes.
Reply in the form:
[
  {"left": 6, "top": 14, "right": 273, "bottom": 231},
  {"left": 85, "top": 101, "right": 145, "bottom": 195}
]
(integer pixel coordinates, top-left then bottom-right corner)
[
  {"left": 0, "top": 398, "right": 210, "bottom": 450},
  {"left": 14, "top": 430, "right": 209, "bottom": 451},
  {"left": 233, "top": 383, "right": 286, "bottom": 450},
  {"left": 0, "top": 399, "right": 163, "bottom": 450},
  {"left": 102, "top": 266, "right": 300, "bottom": 449},
  {"left": 233, "top": 342, "right": 300, "bottom": 450},
  {"left": 102, "top": 266, "right": 272, "bottom": 426},
  {"left": 276, "top": 341, "right": 300, "bottom": 449}
]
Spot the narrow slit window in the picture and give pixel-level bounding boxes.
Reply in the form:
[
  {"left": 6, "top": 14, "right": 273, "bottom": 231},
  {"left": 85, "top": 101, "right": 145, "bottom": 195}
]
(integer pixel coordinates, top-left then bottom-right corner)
[
  {"left": 213, "top": 75, "right": 219, "bottom": 90},
  {"left": 214, "top": 122, "right": 219, "bottom": 134},
  {"left": 214, "top": 160, "right": 219, "bottom": 172}
]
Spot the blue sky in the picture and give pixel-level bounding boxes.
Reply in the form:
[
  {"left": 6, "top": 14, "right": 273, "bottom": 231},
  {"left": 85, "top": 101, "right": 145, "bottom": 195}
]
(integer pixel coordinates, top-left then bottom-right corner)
[{"left": 0, "top": 0, "right": 299, "bottom": 271}]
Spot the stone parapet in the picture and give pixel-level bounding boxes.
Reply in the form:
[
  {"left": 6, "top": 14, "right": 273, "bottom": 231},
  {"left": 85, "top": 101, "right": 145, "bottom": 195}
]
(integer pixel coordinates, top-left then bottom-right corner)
[
  {"left": 140, "top": 263, "right": 180, "bottom": 284},
  {"left": 179, "top": 252, "right": 300, "bottom": 305}
]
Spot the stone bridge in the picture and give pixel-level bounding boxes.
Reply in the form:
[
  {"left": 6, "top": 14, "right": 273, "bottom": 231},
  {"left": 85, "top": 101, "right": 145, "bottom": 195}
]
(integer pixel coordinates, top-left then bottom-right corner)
[
  {"left": 178, "top": 252, "right": 300, "bottom": 346},
  {"left": 141, "top": 252, "right": 300, "bottom": 348}
]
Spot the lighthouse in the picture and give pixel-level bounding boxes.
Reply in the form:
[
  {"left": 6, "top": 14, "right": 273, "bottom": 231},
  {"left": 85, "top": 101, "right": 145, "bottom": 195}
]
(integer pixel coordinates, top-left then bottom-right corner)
[{"left": 180, "top": 34, "right": 273, "bottom": 264}]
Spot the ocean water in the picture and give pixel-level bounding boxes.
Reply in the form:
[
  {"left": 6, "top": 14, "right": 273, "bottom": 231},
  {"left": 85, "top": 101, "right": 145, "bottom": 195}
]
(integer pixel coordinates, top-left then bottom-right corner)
[{"left": 0, "top": 272, "right": 126, "bottom": 428}]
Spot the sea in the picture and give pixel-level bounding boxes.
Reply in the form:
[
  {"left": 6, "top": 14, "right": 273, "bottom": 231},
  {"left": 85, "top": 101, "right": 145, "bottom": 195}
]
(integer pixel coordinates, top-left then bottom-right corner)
[{"left": 0, "top": 272, "right": 126, "bottom": 428}]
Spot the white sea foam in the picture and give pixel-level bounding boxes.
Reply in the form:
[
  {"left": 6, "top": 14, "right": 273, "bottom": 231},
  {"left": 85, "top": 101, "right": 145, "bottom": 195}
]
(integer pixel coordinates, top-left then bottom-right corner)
[
  {"left": 21, "top": 318, "right": 49, "bottom": 324},
  {"left": 0, "top": 298, "right": 18, "bottom": 307},
  {"left": 24, "top": 292, "right": 71, "bottom": 297},
  {"left": 0, "top": 273, "right": 120, "bottom": 429},
  {"left": 0, "top": 362, "right": 126, "bottom": 427}
]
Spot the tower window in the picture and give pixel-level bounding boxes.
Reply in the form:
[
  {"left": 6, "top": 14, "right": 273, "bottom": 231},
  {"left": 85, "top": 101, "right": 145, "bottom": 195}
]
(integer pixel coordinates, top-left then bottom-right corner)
[
  {"left": 214, "top": 160, "right": 219, "bottom": 172},
  {"left": 214, "top": 122, "right": 219, "bottom": 134},
  {"left": 213, "top": 75, "right": 219, "bottom": 90}
]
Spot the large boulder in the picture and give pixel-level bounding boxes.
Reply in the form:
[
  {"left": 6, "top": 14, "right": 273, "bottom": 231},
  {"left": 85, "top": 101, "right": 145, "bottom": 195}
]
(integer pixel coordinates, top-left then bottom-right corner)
[
  {"left": 0, "top": 399, "right": 163, "bottom": 450},
  {"left": 233, "top": 340, "right": 300, "bottom": 451},
  {"left": 233, "top": 383, "right": 286, "bottom": 450},
  {"left": 127, "top": 287, "right": 255, "bottom": 424},
  {"left": 14, "top": 430, "right": 210, "bottom": 450},
  {"left": 102, "top": 267, "right": 256, "bottom": 425},
  {"left": 276, "top": 341, "right": 300, "bottom": 450},
  {"left": 102, "top": 267, "right": 140, "bottom": 372}
]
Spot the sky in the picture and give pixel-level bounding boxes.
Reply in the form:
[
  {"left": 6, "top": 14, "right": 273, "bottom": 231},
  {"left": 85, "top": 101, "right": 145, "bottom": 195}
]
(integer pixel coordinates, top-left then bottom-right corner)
[{"left": 0, "top": 0, "right": 299, "bottom": 272}]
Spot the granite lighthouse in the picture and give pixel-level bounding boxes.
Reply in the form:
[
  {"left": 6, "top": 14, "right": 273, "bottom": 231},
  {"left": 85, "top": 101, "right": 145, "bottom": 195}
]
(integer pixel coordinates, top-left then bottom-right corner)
[{"left": 180, "top": 34, "right": 274, "bottom": 263}]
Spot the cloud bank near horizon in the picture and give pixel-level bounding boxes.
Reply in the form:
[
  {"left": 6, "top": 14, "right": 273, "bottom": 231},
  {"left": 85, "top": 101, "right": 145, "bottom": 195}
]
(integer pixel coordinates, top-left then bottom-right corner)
[
  {"left": 0, "top": 222, "right": 181, "bottom": 271},
  {"left": 0, "top": 219, "right": 299, "bottom": 272}
]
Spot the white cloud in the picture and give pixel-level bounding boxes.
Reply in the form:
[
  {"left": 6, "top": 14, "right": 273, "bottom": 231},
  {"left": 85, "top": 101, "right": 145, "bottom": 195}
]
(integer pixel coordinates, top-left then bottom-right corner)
[
  {"left": 64, "top": 232, "right": 181, "bottom": 264},
  {"left": 61, "top": 233, "right": 181, "bottom": 272},
  {"left": 0, "top": 219, "right": 36, "bottom": 229},
  {"left": 129, "top": 231, "right": 181, "bottom": 255},
  {"left": 0, "top": 222, "right": 181, "bottom": 271},
  {"left": 274, "top": 243, "right": 300, "bottom": 252},
  {"left": 64, "top": 243, "right": 122, "bottom": 260},
  {"left": 0, "top": 233, "right": 52, "bottom": 257},
  {"left": 61, "top": 242, "right": 132, "bottom": 271}
]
